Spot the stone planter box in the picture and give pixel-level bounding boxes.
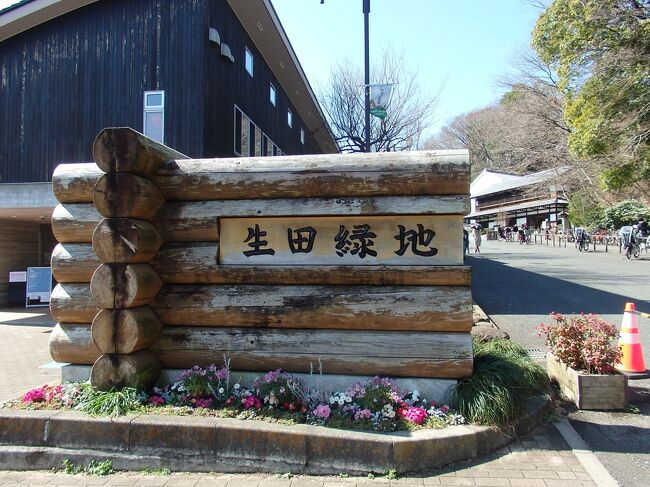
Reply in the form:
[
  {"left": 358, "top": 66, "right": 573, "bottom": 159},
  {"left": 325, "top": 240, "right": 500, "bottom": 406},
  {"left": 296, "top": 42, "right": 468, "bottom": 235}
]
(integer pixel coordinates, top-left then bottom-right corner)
[{"left": 547, "top": 352, "right": 627, "bottom": 410}]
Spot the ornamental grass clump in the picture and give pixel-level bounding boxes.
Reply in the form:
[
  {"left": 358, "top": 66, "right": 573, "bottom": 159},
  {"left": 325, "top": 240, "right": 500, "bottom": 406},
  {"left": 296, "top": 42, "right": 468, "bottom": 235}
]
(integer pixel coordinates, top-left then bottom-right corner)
[
  {"left": 447, "top": 338, "right": 549, "bottom": 425},
  {"left": 538, "top": 313, "right": 622, "bottom": 374}
]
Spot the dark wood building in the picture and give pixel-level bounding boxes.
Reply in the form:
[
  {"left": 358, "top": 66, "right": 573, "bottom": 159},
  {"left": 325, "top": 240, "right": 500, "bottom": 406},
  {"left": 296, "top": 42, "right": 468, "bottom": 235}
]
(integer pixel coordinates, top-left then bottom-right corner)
[
  {"left": 0, "top": 0, "right": 336, "bottom": 306},
  {"left": 465, "top": 168, "right": 569, "bottom": 231}
]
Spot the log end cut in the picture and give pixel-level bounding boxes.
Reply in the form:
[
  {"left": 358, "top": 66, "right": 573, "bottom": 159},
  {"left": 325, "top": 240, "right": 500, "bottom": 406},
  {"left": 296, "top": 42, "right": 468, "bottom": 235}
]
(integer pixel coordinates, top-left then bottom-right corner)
[{"left": 91, "top": 350, "right": 161, "bottom": 391}]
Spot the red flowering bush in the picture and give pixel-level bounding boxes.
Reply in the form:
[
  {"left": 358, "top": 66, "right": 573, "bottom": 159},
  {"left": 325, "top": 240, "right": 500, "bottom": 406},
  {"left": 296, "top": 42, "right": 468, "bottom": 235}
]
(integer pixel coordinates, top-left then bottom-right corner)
[{"left": 538, "top": 313, "right": 622, "bottom": 374}]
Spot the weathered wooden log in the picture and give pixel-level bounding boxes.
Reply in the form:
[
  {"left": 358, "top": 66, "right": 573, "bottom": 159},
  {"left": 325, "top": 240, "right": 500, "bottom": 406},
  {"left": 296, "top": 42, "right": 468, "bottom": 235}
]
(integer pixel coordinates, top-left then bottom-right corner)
[
  {"left": 51, "top": 325, "right": 473, "bottom": 378},
  {"left": 91, "top": 307, "right": 163, "bottom": 354},
  {"left": 153, "top": 243, "right": 471, "bottom": 286},
  {"left": 55, "top": 241, "right": 471, "bottom": 285},
  {"left": 157, "top": 195, "right": 469, "bottom": 242},
  {"left": 91, "top": 350, "right": 161, "bottom": 391},
  {"left": 91, "top": 264, "right": 163, "bottom": 309},
  {"left": 153, "top": 284, "right": 472, "bottom": 332},
  {"left": 49, "top": 151, "right": 469, "bottom": 203},
  {"left": 50, "top": 284, "right": 100, "bottom": 324},
  {"left": 51, "top": 195, "right": 469, "bottom": 244},
  {"left": 93, "top": 127, "right": 188, "bottom": 176},
  {"left": 50, "top": 281, "right": 472, "bottom": 332},
  {"left": 92, "top": 219, "right": 163, "bottom": 264},
  {"left": 50, "top": 323, "right": 101, "bottom": 364},
  {"left": 51, "top": 243, "right": 101, "bottom": 283},
  {"left": 51, "top": 204, "right": 102, "bottom": 243},
  {"left": 52, "top": 163, "right": 103, "bottom": 204},
  {"left": 94, "top": 172, "right": 164, "bottom": 219},
  {"left": 153, "top": 151, "right": 469, "bottom": 201}
]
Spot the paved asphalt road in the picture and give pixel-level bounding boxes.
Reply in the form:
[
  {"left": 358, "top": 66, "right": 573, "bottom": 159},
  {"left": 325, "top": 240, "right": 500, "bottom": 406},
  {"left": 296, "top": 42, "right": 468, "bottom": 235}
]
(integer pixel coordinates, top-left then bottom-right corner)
[
  {"left": 468, "top": 238, "right": 650, "bottom": 351},
  {"left": 469, "top": 238, "right": 650, "bottom": 487}
]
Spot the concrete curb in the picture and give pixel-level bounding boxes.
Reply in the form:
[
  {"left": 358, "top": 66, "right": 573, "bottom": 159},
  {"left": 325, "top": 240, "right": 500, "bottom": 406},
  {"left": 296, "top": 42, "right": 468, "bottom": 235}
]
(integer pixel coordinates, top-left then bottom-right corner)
[{"left": 0, "top": 395, "right": 550, "bottom": 475}]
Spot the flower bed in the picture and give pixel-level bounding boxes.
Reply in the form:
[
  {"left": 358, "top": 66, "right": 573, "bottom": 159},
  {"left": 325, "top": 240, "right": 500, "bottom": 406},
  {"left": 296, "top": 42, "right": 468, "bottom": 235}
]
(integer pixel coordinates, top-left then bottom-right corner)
[
  {"left": 539, "top": 313, "right": 627, "bottom": 410},
  {"left": 5, "top": 365, "right": 464, "bottom": 432}
]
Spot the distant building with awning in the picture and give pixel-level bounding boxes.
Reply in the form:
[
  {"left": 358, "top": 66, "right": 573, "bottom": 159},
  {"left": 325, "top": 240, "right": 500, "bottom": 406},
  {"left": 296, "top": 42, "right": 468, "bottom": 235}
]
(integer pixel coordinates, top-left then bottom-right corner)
[{"left": 465, "top": 167, "right": 570, "bottom": 230}]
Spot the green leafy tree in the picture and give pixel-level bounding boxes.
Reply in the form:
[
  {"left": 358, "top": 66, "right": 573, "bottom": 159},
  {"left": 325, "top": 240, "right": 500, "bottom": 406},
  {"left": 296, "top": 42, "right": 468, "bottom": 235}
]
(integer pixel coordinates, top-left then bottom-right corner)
[
  {"left": 599, "top": 199, "right": 650, "bottom": 229},
  {"left": 568, "top": 191, "right": 605, "bottom": 228},
  {"left": 532, "top": 0, "right": 650, "bottom": 192}
]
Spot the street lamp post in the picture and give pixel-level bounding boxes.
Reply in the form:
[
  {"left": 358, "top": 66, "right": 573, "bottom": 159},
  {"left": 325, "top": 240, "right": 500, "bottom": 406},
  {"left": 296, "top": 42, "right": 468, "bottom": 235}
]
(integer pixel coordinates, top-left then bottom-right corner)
[
  {"left": 363, "top": 0, "right": 370, "bottom": 153},
  {"left": 321, "top": 0, "right": 371, "bottom": 152}
]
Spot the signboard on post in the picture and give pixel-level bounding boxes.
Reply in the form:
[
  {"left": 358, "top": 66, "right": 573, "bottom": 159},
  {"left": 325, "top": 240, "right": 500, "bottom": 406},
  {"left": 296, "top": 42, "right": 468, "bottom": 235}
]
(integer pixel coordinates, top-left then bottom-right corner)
[{"left": 26, "top": 267, "right": 52, "bottom": 308}]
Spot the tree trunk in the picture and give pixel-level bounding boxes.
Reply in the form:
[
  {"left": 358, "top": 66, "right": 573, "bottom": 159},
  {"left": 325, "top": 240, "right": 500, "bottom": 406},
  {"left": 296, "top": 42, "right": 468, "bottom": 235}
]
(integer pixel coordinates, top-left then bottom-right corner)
[
  {"left": 49, "top": 323, "right": 100, "bottom": 363},
  {"left": 93, "top": 127, "right": 187, "bottom": 176},
  {"left": 51, "top": 243, "right": 101, "bottom": 283},
  {"left": 92, "top": 218, "right": 163, "bottom": 263},
  {"left": 91, "top": 307, "right": 163, "bottom": 354},
  {"left": 51, "top": 324, "right": 473, "bottom": 379},
  {"left": 91, "top": 350, "right": 161, "bottom": 391},
  {"left": 52, "top": 163, "right": 103, "bottom": 204},
  {"left": 90, "top": 264, "right": 163, "bottom": 309},
  {"left": 51, "top": 204, "right": 101, "bottom": 243},
  {"left": 49, "top": 151, "right": 469, "bottom": 203},
  {"left": 94, "top": 172, "right": 164, "bottom": 219},
  {"left": 50, "top": 283, "right": 100, "bottom": 324},
  {"left": 53, "top": 241, "right": 471, "bottom": 286}
]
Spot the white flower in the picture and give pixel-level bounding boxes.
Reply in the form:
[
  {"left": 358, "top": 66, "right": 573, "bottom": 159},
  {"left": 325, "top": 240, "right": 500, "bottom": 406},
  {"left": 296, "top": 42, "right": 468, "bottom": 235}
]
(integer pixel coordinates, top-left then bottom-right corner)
[
  {"left": 234, "top": 383, "right": 241, "bottom": 390},
  {"left": 387, "top": 411, "right": 396, "bottom": 418},
  {"left": 329, "top": 396, "right": 336, "bottom": 404},
  {"left": 345, "top": 396, "right": 352, "bottom": 403}
]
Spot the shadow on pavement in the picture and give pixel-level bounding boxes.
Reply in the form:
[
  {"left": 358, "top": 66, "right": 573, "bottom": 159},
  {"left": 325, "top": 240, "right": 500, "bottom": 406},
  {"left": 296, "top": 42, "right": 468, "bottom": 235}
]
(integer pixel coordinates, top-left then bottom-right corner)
[{"left": 466, "top": 255, "right": 650, "bottom": 316}]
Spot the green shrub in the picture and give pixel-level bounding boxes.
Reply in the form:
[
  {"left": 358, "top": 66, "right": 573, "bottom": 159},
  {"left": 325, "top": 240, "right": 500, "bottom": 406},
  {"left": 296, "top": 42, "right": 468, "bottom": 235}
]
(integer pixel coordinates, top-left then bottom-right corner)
[
  {"left": 599, "top": 200, "right": 650, "bottom": 229},
  {"left": 446, "top": 339, "right": 549, "bottom": 425}
]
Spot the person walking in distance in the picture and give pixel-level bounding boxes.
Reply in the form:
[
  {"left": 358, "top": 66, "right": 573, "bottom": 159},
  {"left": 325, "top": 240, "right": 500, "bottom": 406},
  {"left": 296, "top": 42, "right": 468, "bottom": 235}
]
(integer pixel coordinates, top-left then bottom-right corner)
[
  {"left": 472, "top": 224, "right": 482, "bottom": 254},
  {"left": 463, "top": 228, "right": 470, "bottom": 256}
]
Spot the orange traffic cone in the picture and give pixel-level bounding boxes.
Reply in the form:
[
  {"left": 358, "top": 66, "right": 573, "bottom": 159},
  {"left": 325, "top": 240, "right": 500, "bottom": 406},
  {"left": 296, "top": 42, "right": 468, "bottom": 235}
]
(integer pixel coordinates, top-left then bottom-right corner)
[{"left": 617, "top": 302, "right": 647, "bottom": 373}]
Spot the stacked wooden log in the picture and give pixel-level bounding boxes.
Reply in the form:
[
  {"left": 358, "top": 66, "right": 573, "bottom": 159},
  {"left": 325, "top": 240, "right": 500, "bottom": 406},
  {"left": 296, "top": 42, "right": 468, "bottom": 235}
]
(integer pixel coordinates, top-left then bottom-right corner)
[
  {"left": 50, "top": 129, "right": 473, "bottom": 385},
  {"left": 51, "top": 128, "right": 184, "bottom": 390}
]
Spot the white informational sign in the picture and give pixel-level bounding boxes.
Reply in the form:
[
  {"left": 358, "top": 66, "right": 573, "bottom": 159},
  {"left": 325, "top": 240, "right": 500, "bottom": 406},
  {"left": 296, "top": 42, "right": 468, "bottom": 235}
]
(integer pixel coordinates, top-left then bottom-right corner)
[
  {"left": 26, "top": 267, "right": 52, "bottom": 308},
  {"left": 9, "top": 271, "right": 27, "bottom": 283}
]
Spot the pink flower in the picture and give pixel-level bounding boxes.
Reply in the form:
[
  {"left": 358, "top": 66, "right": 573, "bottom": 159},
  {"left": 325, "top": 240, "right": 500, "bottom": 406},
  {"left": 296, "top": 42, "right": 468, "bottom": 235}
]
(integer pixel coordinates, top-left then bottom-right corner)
[
  {"left": 194, "top": 398, "right": 214, "bottom": 409},
  {"left": 22, "top": 386, "right": 46, "bottom": 403},
  {"left": 242, "top": 395, "right": 262, "bottom": 410},
  {"left": 398, "top": 406, "right": 427, "bottom": 425},
  {"left": 149, "top": 395, "right": 166, "bottom": 406},
  {"left": 440, "top": 405, "right": 450, "bottom": 414},
  {"left": 312, "top": 404, "right": 331, "bottom": 420},
  {"left": 354, "top": 408, "right": 372, "bottom": 420}
]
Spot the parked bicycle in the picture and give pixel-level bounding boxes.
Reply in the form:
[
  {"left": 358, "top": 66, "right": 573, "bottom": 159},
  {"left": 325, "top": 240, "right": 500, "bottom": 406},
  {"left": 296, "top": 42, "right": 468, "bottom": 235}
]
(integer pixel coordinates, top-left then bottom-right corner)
[
  {"left": 620, "top": 225, "right": 642, "bottom": 259},
  {"left": 574, "top": 228, "right": 590, "bottom": 252}
]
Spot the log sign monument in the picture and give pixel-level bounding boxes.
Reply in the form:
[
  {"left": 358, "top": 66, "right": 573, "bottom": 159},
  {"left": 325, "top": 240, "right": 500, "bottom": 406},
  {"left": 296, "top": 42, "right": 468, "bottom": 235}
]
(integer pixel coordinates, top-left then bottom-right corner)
[{"left": 49, "top": 128, "right": 472, "bottom": 390}]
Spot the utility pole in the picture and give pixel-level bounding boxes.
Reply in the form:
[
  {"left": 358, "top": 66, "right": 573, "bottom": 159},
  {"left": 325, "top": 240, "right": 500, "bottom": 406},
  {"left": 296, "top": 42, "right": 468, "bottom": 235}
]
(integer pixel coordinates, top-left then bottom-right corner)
[{"left": 321, "top": 0, "right": 371, "bottom": 152}]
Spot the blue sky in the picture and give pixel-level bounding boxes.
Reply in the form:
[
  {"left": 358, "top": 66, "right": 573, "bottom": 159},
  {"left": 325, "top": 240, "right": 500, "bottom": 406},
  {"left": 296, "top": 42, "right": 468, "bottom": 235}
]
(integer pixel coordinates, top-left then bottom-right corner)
[
  {"left": 0, "top": 0, "right": 544, "bottom": 136},
  {"left": 271, "top": 0, "right": 544, "bottom": 135}
]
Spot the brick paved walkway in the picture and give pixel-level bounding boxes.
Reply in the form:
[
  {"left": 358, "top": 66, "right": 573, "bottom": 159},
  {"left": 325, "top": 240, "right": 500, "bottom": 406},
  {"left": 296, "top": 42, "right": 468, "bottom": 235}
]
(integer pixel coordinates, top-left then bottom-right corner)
[
  {"left": 0, "top": 310, "right": 605, "bottom": 487},
  {"left": 0, "top": 310, "right": 59, "bottom": 403}
]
